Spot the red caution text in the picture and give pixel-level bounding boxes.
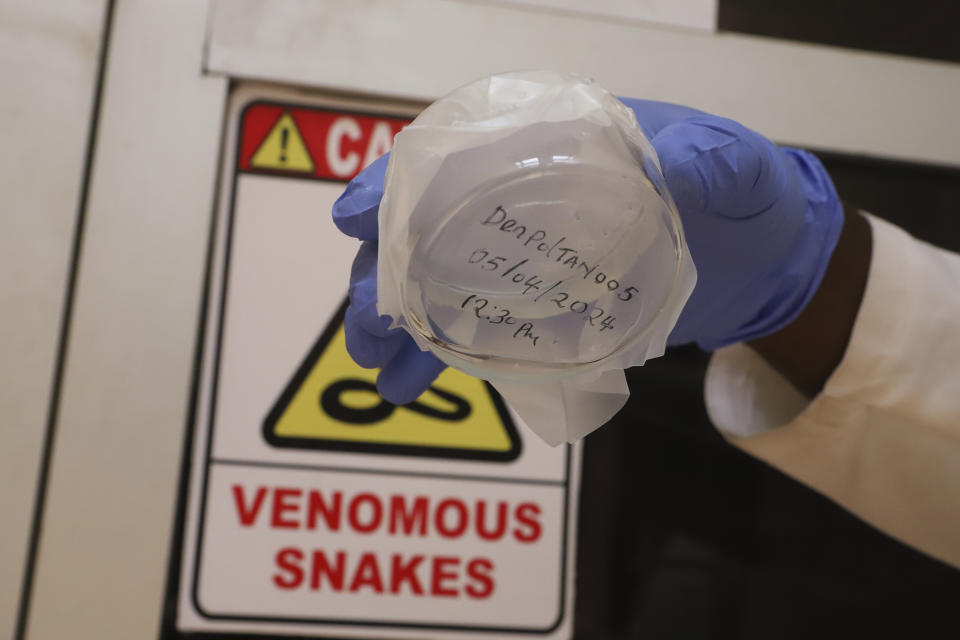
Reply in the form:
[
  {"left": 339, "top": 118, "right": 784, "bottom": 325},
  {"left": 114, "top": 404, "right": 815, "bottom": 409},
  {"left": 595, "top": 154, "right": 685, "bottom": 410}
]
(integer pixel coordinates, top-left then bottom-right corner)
[{"left": 232, "top": 484, "right": 544, "bottom": 600}]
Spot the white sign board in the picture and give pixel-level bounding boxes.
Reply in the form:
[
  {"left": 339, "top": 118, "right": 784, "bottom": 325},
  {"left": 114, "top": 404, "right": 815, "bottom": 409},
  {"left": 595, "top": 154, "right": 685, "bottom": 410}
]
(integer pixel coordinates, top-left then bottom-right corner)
[{"left": 176, "top": 84, "right": 579, "bottom": 639}]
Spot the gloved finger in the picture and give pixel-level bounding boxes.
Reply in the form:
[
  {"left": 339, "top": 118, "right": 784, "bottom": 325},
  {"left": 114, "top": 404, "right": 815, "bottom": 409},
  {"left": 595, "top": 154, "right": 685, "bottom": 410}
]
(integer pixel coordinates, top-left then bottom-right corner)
[
  {"left": 344, "top": 303, "right": 408, "bottom": 368},
  {"left": 376, "top": 340, "right": 447, "bottom": 405},
  {"left": 331, "top": 153, "right": 390, "bottom": 241},
  {"left": 649, "top": 116, "right": 795, "bottom": 220},
  {"left": 619, "top": 97, "right": 705, "bottom": 140},
  {"left": 348, "top": 241, "right": 402, "bottom": 338},
  {"left": 343, "top": 241, "right": 410, "bottom": 369}
]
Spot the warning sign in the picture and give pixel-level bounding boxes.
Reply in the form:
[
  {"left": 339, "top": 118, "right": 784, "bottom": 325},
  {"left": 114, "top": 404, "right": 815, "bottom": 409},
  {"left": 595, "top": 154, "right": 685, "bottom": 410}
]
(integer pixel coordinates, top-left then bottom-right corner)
[
  {"left": 238, "top": 101, "right": 408, "bottom": 181},
  {"left": 264, "top": 299, "right": 522, "bottom": 461},
  {"left": 249, "top": 113, "right": 315, "bottom": 173},
  {"left": 175, "top": 86, "right": 578, "bottom": 640}
]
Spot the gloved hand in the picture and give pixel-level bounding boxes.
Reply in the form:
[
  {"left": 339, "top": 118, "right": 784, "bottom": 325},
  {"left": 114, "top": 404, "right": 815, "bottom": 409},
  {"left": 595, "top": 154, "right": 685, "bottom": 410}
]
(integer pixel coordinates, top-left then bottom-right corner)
[
  {"left": 333, "top": 154, "right": 447, "bottom": 405},
  {"left": 332, "top": 100, "right": 843, "bottom": 404}
]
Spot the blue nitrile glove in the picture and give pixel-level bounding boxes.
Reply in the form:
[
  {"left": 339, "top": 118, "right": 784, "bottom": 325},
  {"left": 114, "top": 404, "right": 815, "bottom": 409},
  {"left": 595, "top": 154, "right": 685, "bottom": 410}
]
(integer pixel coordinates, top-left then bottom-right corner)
[
  {"left": 332, "top": 101, "right": 843, "bottom": 402},
  {"left": 335, "top": 154, "right": 447, "bottom": 405},
  {"left": 619, "top": 98, "right": 844, "bottom": 348}
]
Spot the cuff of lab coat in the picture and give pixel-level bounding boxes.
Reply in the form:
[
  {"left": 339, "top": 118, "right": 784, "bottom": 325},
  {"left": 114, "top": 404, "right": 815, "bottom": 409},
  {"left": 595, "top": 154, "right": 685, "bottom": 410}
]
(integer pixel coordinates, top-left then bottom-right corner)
[
  {"left": 703, "top": 214, "right": 960, "bottom": 568},
  {"left": 704, "top": 213, "right": 918, "bottom": 438}
]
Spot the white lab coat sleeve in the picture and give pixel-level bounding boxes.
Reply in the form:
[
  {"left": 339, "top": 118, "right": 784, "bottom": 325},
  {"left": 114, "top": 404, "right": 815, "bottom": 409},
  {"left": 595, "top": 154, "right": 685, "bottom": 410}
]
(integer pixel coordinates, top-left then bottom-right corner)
[{"left": 704, "top": 213, "right": 960, "bottom": 569}]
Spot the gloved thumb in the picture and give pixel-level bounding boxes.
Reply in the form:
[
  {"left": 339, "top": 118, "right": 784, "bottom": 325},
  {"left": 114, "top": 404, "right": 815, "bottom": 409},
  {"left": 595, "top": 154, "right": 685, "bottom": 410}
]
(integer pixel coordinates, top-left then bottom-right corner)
[{"left": 331, "top": 153, "right": 390, "bottom": 241}]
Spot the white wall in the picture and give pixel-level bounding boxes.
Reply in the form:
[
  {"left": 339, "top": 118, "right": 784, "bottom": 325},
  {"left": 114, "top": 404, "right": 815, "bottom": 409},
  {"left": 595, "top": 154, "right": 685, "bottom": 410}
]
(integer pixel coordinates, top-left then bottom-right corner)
[
  {"left": 21, "top": 0, "right": 226, "bottom": 637},
  {"left": 0, "top": 1, "right": 107, "bottom": 635}
]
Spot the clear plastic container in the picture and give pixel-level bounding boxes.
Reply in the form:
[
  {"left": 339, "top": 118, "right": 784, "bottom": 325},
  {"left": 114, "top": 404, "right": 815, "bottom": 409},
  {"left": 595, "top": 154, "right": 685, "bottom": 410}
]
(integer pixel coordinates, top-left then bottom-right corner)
[{"left": 378, "top": 72, "right": 695, "bottom": 383}]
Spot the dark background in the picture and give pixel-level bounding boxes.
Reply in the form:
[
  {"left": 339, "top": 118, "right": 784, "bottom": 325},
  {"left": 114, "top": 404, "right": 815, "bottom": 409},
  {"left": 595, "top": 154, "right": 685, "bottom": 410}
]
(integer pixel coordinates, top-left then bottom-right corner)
[
  {"left": 719, "top": 0, "right": 960, "bottom": 64},
  {"left": 574, "top": 154, "right": 960, "bottom": 639}
]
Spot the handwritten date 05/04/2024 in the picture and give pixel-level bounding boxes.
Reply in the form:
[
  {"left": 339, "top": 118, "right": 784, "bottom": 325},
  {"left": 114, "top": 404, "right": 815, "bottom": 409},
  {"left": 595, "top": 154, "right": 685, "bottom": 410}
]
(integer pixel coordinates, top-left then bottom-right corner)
[{"left": 466, "top": 248, "right": 620, "bottom": 334}]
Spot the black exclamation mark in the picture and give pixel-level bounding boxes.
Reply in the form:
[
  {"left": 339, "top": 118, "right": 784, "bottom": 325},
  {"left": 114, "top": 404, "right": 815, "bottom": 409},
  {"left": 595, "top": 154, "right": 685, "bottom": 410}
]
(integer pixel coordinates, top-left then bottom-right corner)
[{"left": 279, "top": 127, "right": 289, "bottom": 164}]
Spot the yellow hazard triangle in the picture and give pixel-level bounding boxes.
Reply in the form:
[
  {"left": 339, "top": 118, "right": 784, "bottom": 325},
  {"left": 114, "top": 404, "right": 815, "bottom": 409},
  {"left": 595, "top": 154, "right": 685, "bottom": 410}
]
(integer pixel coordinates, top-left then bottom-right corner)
[
  {"left": 250, "top": 113, "right": 315, "bottom": 173},
  {"left": 263, "top": 299, "right": 522, "bottom": 461}
]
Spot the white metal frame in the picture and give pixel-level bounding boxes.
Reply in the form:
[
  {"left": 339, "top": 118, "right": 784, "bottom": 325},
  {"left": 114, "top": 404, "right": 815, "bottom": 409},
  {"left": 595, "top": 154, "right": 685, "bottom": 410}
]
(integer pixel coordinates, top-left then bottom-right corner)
[{"left": 207, "top": 0, "right": 960, "bottom": 167}]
